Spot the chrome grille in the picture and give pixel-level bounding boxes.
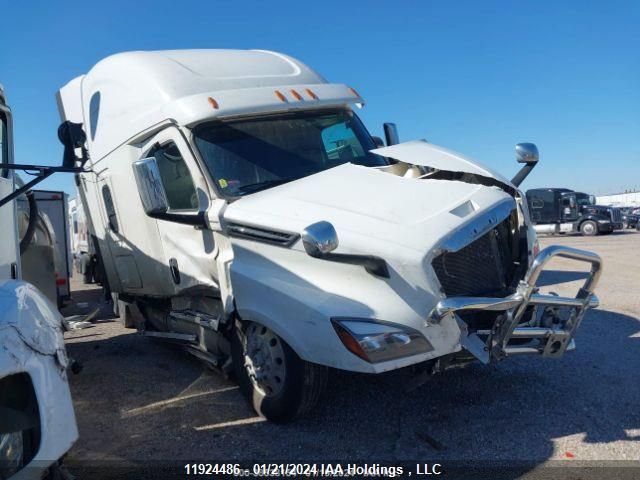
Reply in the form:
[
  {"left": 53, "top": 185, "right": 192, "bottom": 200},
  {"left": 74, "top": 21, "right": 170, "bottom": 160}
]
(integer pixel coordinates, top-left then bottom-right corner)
[
  {"left": 610, "top": 207, "right": 622, "bottom": 223},
  {"left": 432, "top": 214, "right": 522, "bottom": 297}
]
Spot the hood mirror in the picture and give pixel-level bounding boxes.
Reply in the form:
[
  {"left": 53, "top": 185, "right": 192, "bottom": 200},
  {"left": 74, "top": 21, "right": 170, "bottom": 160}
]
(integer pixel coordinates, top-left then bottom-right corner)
[
  {"left": 302, "top": 221, "right": 339, "bottom": 257},
  {"left": 515, "top": 143, "right": 539, "bottom": 164},
  {"left": 301, "top": 221, "right": 390, "bottom": 278},
  {"left": 511, "top": 142, "right": 540, "bottom": 187}
]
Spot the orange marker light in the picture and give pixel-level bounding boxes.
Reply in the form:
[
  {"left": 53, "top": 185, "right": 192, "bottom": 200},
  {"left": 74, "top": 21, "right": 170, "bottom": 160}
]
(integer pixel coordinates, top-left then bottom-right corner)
[
  {"left": 207, "top": 97, "right": 219, "bottom": 109},
  {"left": 290, "top": 89, "right": 303, "bottom": 101},
  {"left": 305, "top": 88, "right": 319, "bottom": 100},
  {"left": 274, "top": 90, "right": 287, "bottom": 102},
  {"left": 333, "top": 323, "right": 369, "bottom": 362}
]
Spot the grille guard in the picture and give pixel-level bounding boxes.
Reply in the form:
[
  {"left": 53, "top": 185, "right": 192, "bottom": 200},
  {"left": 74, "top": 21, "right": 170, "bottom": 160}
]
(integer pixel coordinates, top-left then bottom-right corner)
[{"left": 429, "top": 245, "right": 602, "bottom": 363}]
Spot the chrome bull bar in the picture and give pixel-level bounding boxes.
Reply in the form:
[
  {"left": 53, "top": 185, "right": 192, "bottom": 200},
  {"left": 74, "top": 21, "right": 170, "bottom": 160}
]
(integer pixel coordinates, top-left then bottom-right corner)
[{"left": 429, "top": 245, "right": 603, "bottom": 363}]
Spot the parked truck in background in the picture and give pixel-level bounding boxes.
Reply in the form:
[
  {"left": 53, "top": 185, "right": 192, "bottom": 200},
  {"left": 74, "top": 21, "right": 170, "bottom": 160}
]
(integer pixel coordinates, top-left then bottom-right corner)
[
  {"left": 68, "top": 193, "right": 101, "bottom": 284},
  {"left": 17, "top": 189, "right": 72, "bottom": 306},
  {"left": 619, "top": 207, "right": 639, "bottom": 229},
  {"left": 1, "top": 84, "right": 78, "bottom": 479},
  {"left": 526, "top": 187, "right": 623, "bottom": 236},
  {"left": 15, "top": 185, "right": 59, "bottom": 306},
  {"left": 57, "top": 50, "right": 602, "bottom": 422}
]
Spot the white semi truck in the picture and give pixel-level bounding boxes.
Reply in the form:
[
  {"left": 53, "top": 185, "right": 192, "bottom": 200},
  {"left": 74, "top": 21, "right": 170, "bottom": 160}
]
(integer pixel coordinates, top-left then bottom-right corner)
[
  {"left": 57, "top": 50, "right": 602, "bottom": 422},
  {"left": 1, "top": 85, "right": 78, "bottom": 478}
]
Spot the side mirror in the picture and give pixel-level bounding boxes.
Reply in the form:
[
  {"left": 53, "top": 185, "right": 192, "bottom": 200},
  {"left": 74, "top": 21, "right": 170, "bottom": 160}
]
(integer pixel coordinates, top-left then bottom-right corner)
[
  {"left": 132, "top": 158, "right": 169, "bottom": 215},
  {"left": 58, "top": 121, "right": 88, "bottom": 168},
  {"left": 383, "top": 123, "right": 399, "bottom": 146},
  {"left": 132, "top": 157, "right": 207, "bottom": 227},
  {"left": 515, "top": 143, "right": 539, "bottom": 164},
  {"left": 371, "top": 136, "right": 385, "bottom": 148},
  {"left": 302, "top": 221, "right": 339, "bottom": 257}
]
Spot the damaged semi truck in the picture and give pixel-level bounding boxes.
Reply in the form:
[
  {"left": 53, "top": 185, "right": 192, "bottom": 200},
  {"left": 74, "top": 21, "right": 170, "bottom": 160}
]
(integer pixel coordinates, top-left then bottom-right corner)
[
  {"left": 57, "top": 50, "right": 602, "bottom": 422},
  {"left": 1, "top": 85, "right": 78, "bottom": 479}
]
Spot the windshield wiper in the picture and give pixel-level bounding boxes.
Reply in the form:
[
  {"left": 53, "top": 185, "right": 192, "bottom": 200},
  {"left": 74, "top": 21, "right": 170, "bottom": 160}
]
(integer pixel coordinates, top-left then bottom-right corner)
[{"left": 235, "top": 178, "right": 294, "bottom": 195}]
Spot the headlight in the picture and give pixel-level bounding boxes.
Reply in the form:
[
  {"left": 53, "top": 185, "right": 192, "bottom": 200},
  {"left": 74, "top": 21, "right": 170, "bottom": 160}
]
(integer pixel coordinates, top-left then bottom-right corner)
[
  {"left": 331, "top": 318, "right": 433, "bottom": 363},
  {"left": 597, "top": 219, "right": 610, "bottom": 224},
  {"left": 0, "top": 432, "right": 24, "bottom": 478}
]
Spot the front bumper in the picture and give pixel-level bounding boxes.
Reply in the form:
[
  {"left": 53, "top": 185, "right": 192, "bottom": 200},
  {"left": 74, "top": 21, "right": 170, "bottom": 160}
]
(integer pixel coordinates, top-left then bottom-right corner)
[{"left": 429, "top": 245, "right": 602, "bottom": 363}]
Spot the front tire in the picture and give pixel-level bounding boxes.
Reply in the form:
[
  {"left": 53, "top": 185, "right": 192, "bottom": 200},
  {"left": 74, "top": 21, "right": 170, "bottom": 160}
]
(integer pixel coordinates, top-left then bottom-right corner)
[
  {"left": 231, "top": 321, "right": 327, "bottom": 423},
  {"left": 580, "top": 220, "right": 598, "bottom": 236}
]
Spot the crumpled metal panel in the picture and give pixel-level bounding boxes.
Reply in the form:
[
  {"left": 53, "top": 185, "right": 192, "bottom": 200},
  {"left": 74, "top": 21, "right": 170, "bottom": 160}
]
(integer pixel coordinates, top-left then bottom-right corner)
[{"left": 0, "top": 280, "right": 78, "bottom": 479}]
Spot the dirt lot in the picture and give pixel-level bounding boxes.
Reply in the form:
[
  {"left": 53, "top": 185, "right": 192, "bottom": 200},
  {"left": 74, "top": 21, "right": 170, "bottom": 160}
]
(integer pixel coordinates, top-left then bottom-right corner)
[{"left": 60, "top": 231, "right": 640, "bottom": 475}]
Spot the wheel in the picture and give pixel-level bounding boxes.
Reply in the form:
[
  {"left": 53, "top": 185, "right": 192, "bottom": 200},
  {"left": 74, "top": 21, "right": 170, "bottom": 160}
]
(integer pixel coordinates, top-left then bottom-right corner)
[
  {"left": 580, "top": 220, "right": 598, "bottom": 236},
  {"left": 231, "top": 321, "right": 327, "bottom": 423}
]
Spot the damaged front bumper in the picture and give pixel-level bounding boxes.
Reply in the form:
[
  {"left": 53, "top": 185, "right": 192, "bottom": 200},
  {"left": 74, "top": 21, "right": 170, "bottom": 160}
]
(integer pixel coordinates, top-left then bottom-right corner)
[{"left": 429, "top": 245, "right": 602, "bottom": 363}]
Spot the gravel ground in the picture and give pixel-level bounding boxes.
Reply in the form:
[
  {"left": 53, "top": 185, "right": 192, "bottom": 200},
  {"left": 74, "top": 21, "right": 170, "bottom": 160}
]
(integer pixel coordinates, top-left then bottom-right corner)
[{"left": 60, "top": 231, "right": 640, "bottom": 475}]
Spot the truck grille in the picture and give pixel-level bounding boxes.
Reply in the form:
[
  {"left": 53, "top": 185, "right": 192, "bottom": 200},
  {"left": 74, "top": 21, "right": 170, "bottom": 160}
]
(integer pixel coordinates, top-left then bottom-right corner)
[
  {"left": 432, "top": 213, "right": 524, "bottom": 297},
  {"left": 610, "top": 207, "right": 622, "bottom": 224}
]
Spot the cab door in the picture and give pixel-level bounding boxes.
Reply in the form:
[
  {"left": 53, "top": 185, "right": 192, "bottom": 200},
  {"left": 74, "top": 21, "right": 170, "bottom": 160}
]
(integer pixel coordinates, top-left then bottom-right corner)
[
  {"left": 140, "top": 127, "right": 219, "bottom": 294},
  {"left": 0, "top": 176, "right": 18, "bottom": 279},
  {"left": 560, "top": 193, "right": 579, "bottom": 222},
  {"left": 94, "top": 171, "right": 144, "bottom": 291},
  {"left": 0, "top": 106, "right": 19, "bottom": 279}
]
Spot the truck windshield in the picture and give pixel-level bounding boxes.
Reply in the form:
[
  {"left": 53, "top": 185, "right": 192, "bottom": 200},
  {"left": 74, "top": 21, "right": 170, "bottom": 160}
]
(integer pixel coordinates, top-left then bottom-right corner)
[
  {"left": 575, "top": 193, "right": 594, "bottom": 206},
  {"left": 193, "top": 109, "right": 388, "bottom": 196}
]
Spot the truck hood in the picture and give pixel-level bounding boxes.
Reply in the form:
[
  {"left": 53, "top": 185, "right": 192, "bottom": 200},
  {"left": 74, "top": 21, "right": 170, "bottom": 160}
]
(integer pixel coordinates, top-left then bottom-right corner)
[
  {"left": 224, "top": 160, "right": 515, "bottom": 259},
  {"left": 372, "top": 140, "right": 517, "bottom": 192}
]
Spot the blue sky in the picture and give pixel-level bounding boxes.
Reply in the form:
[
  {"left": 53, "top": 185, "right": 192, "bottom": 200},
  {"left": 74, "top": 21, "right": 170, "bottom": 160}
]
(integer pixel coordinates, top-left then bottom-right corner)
[{"left": 1, "top": 0, "right": 638, "bottom": 197}]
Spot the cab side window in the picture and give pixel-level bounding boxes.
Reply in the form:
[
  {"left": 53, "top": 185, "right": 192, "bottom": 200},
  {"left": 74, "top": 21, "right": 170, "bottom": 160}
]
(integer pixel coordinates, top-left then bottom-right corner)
[
  {"left": 102, "top": 185, "right": 119, "bottom": 233},
  {"left": 150, "top": 142, "right": 198, "bottom": 211}
]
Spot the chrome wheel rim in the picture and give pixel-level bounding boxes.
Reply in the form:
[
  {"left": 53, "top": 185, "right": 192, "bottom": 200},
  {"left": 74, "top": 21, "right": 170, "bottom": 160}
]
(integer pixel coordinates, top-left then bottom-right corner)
[
  {"left": 583, "top": 222, "right": 595, "bottom": 235},
  {"left": 242, "top": 323, "right": 286, "bottom": 396}
]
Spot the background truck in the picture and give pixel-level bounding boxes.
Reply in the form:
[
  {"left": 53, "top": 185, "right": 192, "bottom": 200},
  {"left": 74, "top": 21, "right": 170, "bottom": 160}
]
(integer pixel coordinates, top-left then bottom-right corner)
[
  {"left": 17, "top": 189, "right": 72, "bottom": 306},
  {"left": 68, "top": 193, "right": 101, "bottom": 284},
  {"left": 526, "top": 187, "right": 623, "bottom": 236},
  {"left": 57, "top": 50, "right": 601, "bottom": 422},
  {"left": 1, "top": 83, "right": 78, "bottom": 480}
]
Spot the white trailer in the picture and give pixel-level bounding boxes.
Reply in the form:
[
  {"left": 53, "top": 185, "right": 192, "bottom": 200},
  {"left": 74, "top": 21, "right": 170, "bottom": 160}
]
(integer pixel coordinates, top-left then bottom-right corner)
[
  {"left": 1, "top": 84, "right": 78, "bottom": 479},
  {"left": 57, "top": 50, "right": 602, "bottom": 422}
]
